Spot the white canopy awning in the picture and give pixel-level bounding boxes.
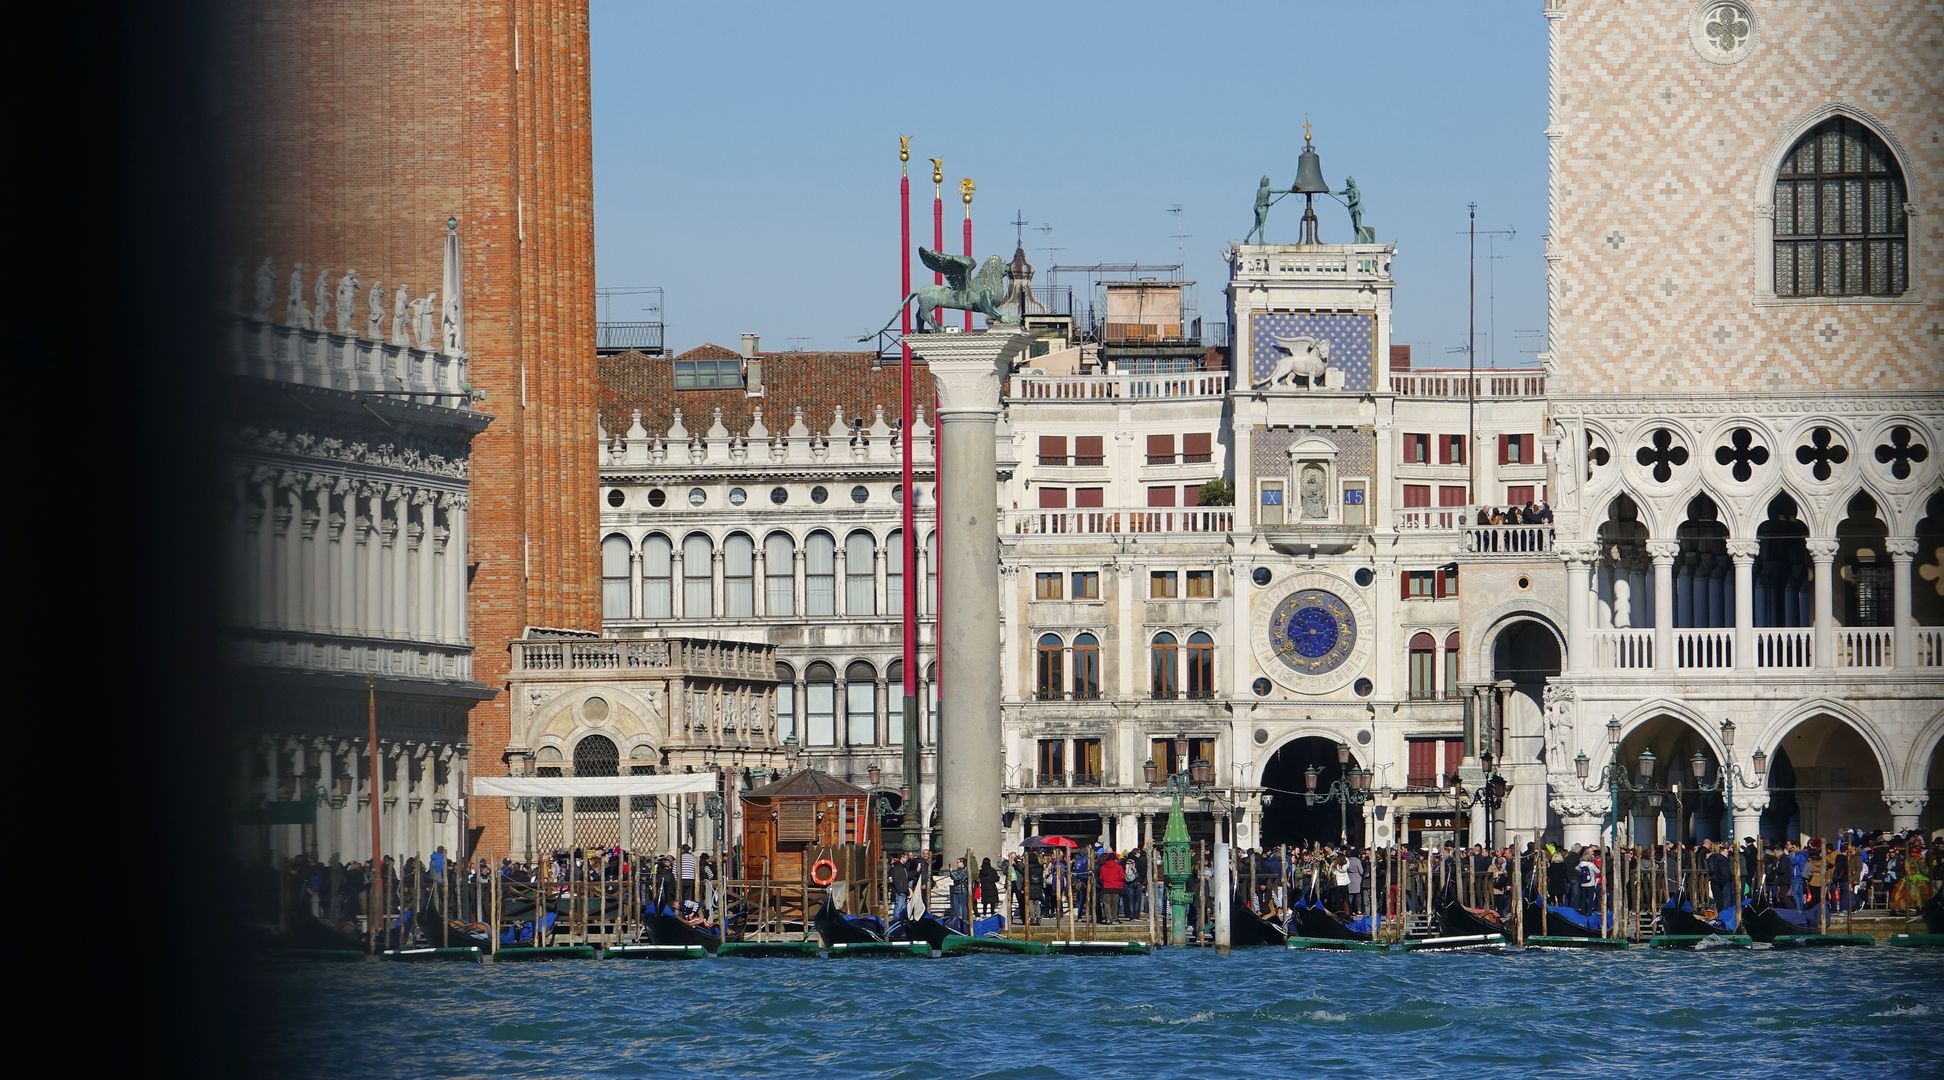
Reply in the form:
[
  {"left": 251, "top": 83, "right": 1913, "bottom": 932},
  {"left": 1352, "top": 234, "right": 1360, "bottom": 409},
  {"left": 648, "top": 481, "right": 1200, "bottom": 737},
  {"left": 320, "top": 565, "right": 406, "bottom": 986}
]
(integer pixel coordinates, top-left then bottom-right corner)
[{"left": 472, "top": 774, "right": 720, "bottom": 798}]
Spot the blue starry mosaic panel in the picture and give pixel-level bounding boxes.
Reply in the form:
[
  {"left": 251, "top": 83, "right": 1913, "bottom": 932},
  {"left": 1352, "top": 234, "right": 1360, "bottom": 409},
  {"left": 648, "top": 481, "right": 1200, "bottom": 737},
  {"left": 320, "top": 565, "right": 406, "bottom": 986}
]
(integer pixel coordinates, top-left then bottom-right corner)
[{"left": 1249, "top": 311, "right": 1375, "bottom": 391}]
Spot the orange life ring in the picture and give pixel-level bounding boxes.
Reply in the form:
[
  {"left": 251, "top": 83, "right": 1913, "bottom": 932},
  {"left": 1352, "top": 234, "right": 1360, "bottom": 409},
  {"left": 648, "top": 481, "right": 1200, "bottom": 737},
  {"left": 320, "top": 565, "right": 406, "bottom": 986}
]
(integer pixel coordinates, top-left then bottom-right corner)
[{"left": 810, "top": 857, "right": 839, "bottom": 887}]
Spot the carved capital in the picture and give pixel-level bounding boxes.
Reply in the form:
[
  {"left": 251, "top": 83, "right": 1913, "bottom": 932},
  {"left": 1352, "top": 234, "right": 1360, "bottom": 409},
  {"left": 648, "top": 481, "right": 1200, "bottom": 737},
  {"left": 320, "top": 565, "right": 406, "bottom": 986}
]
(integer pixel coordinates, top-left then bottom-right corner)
[
  {"left": 1556, "top": 541, "right": 1599, "bottom": 567},
  {"left": 1548, "top": 794, "right": 1605, "bottom": 821},
  {"left": 1730, "top": 793, "right": 1772, "bottom": 814},
  {"left": 1646, "top": 540, "right": 1680, "bottom": 563},
  {"left": 1804, "top": 539, "right": 1839, "bottom": 561},
  {"left": 1724, "top": 539, "right": 1759, "bottom": 562},
  {"left": 1542, "top": 682, "right": 1575, "bottom": 704},
  {"left": 1884, "top": 537, "right": 1919, "bottom": 560},
  {"left": 1882, "top": 792, "right": 1929, "bottom": 817}
]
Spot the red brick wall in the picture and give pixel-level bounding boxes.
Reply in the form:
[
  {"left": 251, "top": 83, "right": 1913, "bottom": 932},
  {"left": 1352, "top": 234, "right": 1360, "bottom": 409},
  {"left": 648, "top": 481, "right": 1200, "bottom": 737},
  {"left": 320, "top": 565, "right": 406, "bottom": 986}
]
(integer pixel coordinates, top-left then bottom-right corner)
[{"left": 228, "top": 1, "right": 601, "bottom": 859}]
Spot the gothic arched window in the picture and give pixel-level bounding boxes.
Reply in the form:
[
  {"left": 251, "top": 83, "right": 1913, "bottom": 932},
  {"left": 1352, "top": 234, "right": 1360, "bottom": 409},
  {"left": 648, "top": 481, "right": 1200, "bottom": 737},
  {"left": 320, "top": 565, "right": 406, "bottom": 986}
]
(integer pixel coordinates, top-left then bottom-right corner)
[{"left": 1773, "top": 117, "right": 1907, "bottom": 298}]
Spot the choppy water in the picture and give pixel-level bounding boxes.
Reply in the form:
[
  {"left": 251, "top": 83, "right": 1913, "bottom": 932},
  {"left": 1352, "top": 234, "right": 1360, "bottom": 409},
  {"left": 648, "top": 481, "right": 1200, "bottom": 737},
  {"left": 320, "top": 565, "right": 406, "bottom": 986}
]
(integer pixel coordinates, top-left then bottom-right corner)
[{"left": 253, "top": 948, "right": 1943, "bottom": 1078}]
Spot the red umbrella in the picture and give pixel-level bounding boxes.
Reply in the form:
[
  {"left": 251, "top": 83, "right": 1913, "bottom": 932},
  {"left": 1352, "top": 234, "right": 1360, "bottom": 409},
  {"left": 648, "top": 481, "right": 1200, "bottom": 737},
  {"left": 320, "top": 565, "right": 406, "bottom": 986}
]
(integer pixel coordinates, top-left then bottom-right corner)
[{"left": 1024, "top": 835, "right": 1079, "bottom": 850}]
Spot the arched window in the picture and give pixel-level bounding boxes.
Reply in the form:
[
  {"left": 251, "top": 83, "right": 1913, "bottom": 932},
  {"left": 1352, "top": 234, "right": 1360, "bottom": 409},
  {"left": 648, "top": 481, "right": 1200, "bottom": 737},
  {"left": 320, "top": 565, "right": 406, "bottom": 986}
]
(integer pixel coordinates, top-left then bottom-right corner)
[
  {"left": 1072, "top": 633, "right": 1101, "bottom": 699},
  {"left": 1186, "top": 631, "right": 1215, "bottom": 699},
  {"left": 805, "top": 532, "right": 836, "bottom": 616},
  {"left": 764, "top": 533, "right": 796, "bottom": 616},
  {"left": 601, "top": 534, "right": 632, "bottom": 619},
  {"left": 641, "top": 534, "right": 673, "bottom": 618},
  {"left": 886, "top": 529, "right": 905, "bottom": 616},
  {"left": 1773, "top": 117, "right": 1907, "bottom": 297},
  {"left": 682, "top": 533, "right": 714, "bottom": 617},
  {"left": 723, "top": 533, "right": 754, "bottom": 617},
  {"left": 805, "top": 662, "right": 836, "bottom": 745},
  {"left": 573, "top": 734, "right": 619, "bottom": 813},
  {"left": 926, "top": 531, "right": 938, "bottom": 615},
  {"left": 887, "top": 660, "right": 906, "bottom": 744},
  {"left": 1150, "top": 632, "right": 1179, "bottom": 698},
  {"left": 845, "top": 661, "right": 877, "bottom": 745},
  {"left": 924, "top": 661, "right": 938, "bottom": 743},
  {"left": 1443, "top": 631, "right": 1461, "bottom": 700},
  {"left": 1408, "top": 632, "right": 1436, "bottom": 701},
  {"left": 845, "top": 531, "right": 877, "bottom": 615},
  {"left": 1035, "top": 633, "right": 1065, "bottom": 699},
  {"left": 775, "top": 662, "right": 797, "bottom": 744}
]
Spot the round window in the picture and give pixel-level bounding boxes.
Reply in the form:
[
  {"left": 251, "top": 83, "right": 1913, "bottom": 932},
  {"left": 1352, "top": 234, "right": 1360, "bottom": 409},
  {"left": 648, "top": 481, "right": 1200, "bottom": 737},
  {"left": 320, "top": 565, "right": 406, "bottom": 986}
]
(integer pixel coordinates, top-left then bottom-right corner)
[
  {"left": 770, "top": 487, "right": 789, "bottom": 505},
  {"left": 851, "top": 485, "right": 869, "bottom": 504},
  {"left": 1353, "top": 677, "right": 1374, "bottom": 697},
  {"left": 1517, "top": 575, "right": 1532, "bottom": 591},
  {"left": 606, "top": 489, "right": 625, "bottom": 508},
  {"left": 688, "top": 488, "right": 706, "bottom": 506},
  {"left": 1251, "top": 678, "right": 1272, "bottom": 697},
  {"left": 647, "top": 489, "right": 667, "bottom": 508},
  {"left": 1251, "top": 567, "right": 1272, "bottom": 587},
  {"left": 810, "top": 486, "right": 829, "bottom": 504},
  {"left": 892, "top": 485, "right": 904, "bottom": 504},
  {"left": 1354, "top": 567, "right": 1375, "bottom": 587},
  {"left": 729, "top": 487, "right": 747, "bottom": 506}
]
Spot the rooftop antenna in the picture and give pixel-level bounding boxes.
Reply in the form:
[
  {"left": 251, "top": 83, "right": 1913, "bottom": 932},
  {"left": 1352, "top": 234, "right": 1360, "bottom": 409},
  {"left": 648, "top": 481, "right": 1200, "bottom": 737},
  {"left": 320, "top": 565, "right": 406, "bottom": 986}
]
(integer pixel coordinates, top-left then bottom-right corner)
[
  {"left": 1168, "top": 203, "right": 1189, "bottom": 280},
  {"left": 1036, "top": 223, "right": 1063, "bottom": 307},
  {"left": 786, "top": 336, "right": 810, "bottom": 352}
]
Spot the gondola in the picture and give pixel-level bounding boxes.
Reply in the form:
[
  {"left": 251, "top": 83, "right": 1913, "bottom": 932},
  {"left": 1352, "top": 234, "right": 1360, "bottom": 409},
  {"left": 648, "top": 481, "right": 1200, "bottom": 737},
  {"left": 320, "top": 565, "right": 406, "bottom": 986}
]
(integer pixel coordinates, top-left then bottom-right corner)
[
  {"left": 1739, "top": 901, "right": 1822, "bottom": 943},
  {"left": 1924, "top": 888, "right": 1944, "bottom": 935},
  {"left": 642, "top": 901, "right": 724, "bottom": 953},
  {"left": 1230, "top": 897, "right": 1289, "bottom": 947},
  {"left": 1521, "top": 899, "right": 1605, "bottom": 938},
  {"left": 1291, "top": 899, "right": 1370, "bottom": 942},
  {"left": 1659, "top": 899, "right": 1737, "bottom": 936},
  {"left": 277, "top": 913, "right": 371, "bottom": 952},
  {"left": 1436, "top": 900, "right": 1509, "bottom": 939},
  {"left": 812, "top": 901, "right": 888, "bottom": 946}
]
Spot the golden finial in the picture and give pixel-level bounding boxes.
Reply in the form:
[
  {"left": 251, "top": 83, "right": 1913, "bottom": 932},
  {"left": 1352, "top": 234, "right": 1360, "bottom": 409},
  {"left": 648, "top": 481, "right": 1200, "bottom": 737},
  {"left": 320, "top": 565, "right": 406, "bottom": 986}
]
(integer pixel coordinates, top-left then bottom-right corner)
[
  {"left": 960, "top": 177, "right": 975, "bottom": 207},
  {"left": 1304, "top": 117, "right": 1312, "bottom": 145},
  {"left": 931, "top": 157, "right": 944, "bottom": 186},
  {"left": 899, "top": 135, "right": 910, "bottom": 163}
]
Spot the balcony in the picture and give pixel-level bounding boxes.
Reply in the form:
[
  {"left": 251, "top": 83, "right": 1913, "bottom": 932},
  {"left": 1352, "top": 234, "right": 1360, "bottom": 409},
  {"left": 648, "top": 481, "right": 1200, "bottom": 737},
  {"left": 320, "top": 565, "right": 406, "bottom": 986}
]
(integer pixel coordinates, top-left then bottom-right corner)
[
  {"left": 229, "top": 315, "right": 470, "bottom": 403},
  {"left": 1463, "top": 525, "right": 1555, "bottom": 556},
  {"left": 595, "top": 321, "right": 666, "bottom": 355},
  {"left": 1834, "top": 628, "right": 1892, "bottom": 669},
  {"left": 1005, "top": 507, "right": 1233, "bottom": 537},
  {"left": 1583, "top": 625, "right": 1935, "bottom": 671},
  {"left": 1008, "top": 370, "right": 1228, "bottom": 402},
  {"left": 510, "top": 635, "right": 776, "bottom": 681},
  {"left": 1391, "top": 369, "right": 1546, "bottom": 399}
]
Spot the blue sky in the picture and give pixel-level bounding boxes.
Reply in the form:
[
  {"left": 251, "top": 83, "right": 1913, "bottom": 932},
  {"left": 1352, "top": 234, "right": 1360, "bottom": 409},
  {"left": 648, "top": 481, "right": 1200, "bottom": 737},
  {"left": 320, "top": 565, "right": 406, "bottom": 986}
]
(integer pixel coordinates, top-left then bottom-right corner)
[{"left": 591, "top": 0, "right": 1547, "bottom": 364}]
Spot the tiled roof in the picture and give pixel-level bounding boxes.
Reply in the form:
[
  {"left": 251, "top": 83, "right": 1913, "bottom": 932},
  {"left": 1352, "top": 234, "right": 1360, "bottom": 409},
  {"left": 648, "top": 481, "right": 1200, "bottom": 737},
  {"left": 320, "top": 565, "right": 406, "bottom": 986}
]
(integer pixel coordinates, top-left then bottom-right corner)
[
  {"left": 598, "top": 348, "right": 935, "bottom": 437},
  {"left": 676, "top": 342, "right": 740, "bottom": 360},
  {"left": 741, "top": 768, "right": 869, "bottom": 800}
]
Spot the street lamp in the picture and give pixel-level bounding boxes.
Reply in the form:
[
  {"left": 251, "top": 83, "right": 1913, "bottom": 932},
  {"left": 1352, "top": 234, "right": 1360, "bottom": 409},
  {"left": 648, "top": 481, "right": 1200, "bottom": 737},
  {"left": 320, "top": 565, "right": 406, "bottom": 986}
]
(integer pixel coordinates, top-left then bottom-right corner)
[
  {"left": 1148, "top": 737, "right": 1231, "bottom": 946},
  {"left": 1303, "top": 741, "right": 1370, "bottom": 846},
  {"left": 1574, "top": 716, "right": 1659, "bottom": 853},
  {"left": 1689, "top": 718, "right": 1769, "bottom": 908},
  {"left": 1452, "top": 750, "right": 1514, "bottom": 849}
]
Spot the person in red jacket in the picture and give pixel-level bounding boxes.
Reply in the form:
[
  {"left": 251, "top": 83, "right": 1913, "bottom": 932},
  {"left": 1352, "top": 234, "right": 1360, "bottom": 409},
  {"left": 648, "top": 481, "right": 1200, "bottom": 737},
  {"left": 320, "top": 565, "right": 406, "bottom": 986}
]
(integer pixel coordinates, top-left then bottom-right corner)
[{"left": 1097, "top": 851, "right": 1126, "bottom": 924}]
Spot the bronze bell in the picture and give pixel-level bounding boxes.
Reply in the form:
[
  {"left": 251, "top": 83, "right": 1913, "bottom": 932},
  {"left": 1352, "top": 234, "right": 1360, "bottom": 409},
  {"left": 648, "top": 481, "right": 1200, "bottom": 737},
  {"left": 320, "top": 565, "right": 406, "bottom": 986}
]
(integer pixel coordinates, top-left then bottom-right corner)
[{"left": 1291, "top": 145, "right": 1329, "bottom": 195}]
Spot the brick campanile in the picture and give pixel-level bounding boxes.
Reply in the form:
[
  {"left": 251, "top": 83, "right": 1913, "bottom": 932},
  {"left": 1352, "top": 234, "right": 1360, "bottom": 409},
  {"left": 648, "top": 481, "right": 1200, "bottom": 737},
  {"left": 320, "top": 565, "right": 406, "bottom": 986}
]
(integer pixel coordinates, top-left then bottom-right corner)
[{"left": 227, "top": 1, "right": 601, "bottom": 859}]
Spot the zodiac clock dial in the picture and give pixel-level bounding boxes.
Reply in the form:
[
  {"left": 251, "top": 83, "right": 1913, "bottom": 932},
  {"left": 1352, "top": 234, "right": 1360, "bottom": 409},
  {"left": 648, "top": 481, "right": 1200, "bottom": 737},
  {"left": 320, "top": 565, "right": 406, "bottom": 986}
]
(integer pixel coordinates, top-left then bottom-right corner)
[{"left": 1266, "top": 589, "right": 1357, "bottom": 675}]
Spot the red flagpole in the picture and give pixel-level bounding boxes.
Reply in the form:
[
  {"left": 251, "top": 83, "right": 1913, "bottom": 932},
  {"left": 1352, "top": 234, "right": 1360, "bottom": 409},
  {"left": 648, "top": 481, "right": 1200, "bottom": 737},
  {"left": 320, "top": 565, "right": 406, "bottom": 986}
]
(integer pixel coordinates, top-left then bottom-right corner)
[
  {"left": 932, "top": 158, "right": 944, "bottom": 328},
  {"left": 899, "top": 139, "right": 919, "bottom": 851}
]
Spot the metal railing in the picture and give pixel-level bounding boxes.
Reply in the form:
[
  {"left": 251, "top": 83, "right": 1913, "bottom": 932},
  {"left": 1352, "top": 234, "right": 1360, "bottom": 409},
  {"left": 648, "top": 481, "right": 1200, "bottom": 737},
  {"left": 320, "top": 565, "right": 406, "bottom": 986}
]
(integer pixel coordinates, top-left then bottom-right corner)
[{"left": 596, "top": 321, "right": 666, "bottom": 354}]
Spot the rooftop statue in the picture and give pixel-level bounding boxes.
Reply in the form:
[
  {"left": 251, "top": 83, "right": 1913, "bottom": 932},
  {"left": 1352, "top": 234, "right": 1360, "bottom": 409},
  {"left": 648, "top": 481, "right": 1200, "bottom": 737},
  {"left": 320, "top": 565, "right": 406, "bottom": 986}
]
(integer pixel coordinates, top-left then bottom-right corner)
[
  {"left": 1245, "top": 176, "right": 1273, "bottom": 245},
  {"left": 861, "top": 246, "right": 1013, "bottom": 340},
  {"left": 1337, "top": 177, "right": 1374, "bottom": 243}
]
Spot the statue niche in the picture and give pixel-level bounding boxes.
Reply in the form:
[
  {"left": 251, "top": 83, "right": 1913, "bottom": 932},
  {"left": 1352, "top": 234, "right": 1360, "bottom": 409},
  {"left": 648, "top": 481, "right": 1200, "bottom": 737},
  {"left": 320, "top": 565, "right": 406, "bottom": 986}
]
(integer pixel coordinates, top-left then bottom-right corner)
[{"left": 1285, "top": 436, "right": 1342, "bottom": 525}]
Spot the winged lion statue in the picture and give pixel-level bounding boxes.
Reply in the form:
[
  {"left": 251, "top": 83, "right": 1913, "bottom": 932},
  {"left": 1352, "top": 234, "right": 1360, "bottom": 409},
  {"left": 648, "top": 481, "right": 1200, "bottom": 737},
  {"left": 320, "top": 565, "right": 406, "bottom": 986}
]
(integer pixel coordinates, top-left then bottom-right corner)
[{"left": 861, "top": 247, "right": 1015, "bottom": 341}]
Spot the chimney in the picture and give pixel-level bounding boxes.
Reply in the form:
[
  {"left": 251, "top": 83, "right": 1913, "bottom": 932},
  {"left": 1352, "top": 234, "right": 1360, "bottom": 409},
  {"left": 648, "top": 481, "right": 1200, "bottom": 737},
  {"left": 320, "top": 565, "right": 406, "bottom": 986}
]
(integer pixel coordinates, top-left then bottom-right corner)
[
  {"left": 1389, "top": 344, "right": 1412, "bottom": 372},
  {"left": 741, "top": 333, "right": 764, "bottom": 396}
]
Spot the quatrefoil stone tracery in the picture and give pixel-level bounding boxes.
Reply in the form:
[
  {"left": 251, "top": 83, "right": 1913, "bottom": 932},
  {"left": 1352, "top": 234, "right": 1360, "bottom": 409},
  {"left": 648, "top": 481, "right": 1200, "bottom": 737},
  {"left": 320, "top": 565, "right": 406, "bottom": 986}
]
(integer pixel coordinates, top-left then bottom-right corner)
[
  {"left": 1714, "top": 427, "right": 1770, "bottom": 482},
  {"left": 1874, "top": 425, "right": 1930, "bottom": 481},
  {"left": 1795, "top": 426, "right": 1849, "bottom": 482},
  {"left": 1636, "top": 428, "right": 1690, "bottom": 484}
]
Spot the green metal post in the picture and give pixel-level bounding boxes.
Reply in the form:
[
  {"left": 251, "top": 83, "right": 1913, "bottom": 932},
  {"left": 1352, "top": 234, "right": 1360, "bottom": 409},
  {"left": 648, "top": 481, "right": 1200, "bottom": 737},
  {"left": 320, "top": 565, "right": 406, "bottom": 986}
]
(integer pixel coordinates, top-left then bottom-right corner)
[{"left": 1163, "top": 788, "right": 1191, "bottom": 946}]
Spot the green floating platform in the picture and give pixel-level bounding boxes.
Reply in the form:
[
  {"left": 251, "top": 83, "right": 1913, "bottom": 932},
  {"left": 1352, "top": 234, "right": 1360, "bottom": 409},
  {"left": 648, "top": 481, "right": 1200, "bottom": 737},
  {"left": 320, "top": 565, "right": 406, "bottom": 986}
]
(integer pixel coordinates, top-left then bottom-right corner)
[
  {"left": 1048, "top": 939, "right": 1151, "bottom": 956},
  {"left": 494, "top": 945, "right": 599, "bottom": 962},
  {"left": 1772, "top": 934, "right": 1873, "bottom": 949},
  {"left": 603, "top": 944, "right": 706, "bottom": 960},
  {"left": 1648, "top": 934, "right": 1753, "bottom": 949},
  {"left": 718, "top": 941, "right": 821, "bottom": 959},
  {"left": 1401, "top": 934, "right": 1504, "bottom": 952},
  {"left": 828, "top": 941, "right": 931, "bottom": 958},
  {"left": 383, "top": 947, "right": 483, "bottom": 963},
  {"left": 264, "top": 948, "right": 367, "bottom": 962},
  {"left": 1285, "top": 937, "right": 1385, "bottom": 951},
  {"left": 938, "top": 934, "right": 1046, "bottom": 957},
  {"left": 1524, "top": 935, "right": 1630, "bottom": 949},
  {"left": 1886, "top": 933, "right": 1944, "bottom": 949}
]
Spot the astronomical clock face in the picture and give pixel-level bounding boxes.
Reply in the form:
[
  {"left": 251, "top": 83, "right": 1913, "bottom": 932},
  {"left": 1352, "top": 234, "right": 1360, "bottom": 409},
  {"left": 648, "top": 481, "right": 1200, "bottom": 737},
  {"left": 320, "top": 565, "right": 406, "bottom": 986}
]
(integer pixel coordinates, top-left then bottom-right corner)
[
  {"left": 1267, "top": 589, "right": 1356, "bottom": 675},
  {"left": 1249, "top": 572, "right": 1371, "bottom": 694}
]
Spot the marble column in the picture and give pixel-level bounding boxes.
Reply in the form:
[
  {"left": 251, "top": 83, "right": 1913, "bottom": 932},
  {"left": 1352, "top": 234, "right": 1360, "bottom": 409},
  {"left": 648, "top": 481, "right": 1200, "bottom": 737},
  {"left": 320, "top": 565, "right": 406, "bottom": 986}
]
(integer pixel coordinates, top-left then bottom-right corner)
[
  {"left": 1887, "top": 538, "right": 1917, "bottom": 668},
  {"left": 1561, "top": 543, "right": 1596, "bottom": 674},
  {"left": 1729, "top": 541, "right": 1757, "bottom": 670},
  {"left": 1554, "top": 795, "right": 1604, "bottom": 848},
  {"left": 1649, "top": 541, "right": 1677, "bottom": 670},
  {"left": 910, "top": 329, "right": 1028, "bottom": 866},
  {"left": 1730, "top": 790, "right": 1770, "bottom": 844},
  {"left": 1807, "top": 539, "right": 1838, "bottom": 668}
]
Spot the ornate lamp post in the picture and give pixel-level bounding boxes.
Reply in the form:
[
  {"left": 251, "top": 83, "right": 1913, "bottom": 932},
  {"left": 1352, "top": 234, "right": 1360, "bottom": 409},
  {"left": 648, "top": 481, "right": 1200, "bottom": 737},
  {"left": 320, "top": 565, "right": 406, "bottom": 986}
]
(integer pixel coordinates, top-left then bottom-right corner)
[
  {"left": 1452, "top": 751, "right": 1514, "bottom": 850},
  {"left": 1144, "top": 738, "right": 1222, "bottom": 946},
  {"left": 1303, "top": 740, "right": 1371, "bottom": 846},
  {"left": 1689, "top": 719, "right": 1767, "bottom": 912},
  {"left": 1573, "top": 717, "right": 1660, "bottom": 848}
]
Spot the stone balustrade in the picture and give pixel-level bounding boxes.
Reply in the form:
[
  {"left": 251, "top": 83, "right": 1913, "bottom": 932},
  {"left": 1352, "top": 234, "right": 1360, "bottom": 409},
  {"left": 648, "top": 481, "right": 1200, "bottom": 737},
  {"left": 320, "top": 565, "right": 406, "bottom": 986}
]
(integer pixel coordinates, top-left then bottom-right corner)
[
  {"left": 230, "top": 316, "right": 470, "bottom": 401},
  {"left": 1007, "top": 370, "right": 1229, "bottom": 402},
  {"left": 1003, "top": 507, "right": 1235, "bottom": 537}
]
